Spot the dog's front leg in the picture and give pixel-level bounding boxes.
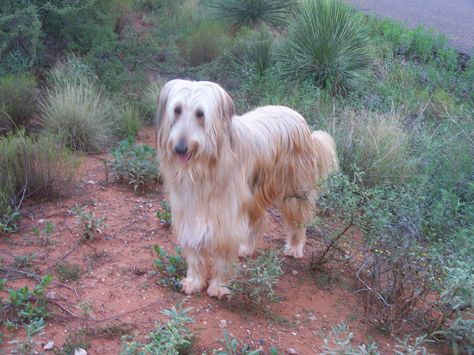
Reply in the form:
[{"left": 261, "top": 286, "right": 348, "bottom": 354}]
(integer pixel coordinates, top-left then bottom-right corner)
[
  {"left": 207, "top": 253, "right": 236, "bottom": 299},
  {"left": 181, "top": 247, "right": 209, "bottom": 295}
]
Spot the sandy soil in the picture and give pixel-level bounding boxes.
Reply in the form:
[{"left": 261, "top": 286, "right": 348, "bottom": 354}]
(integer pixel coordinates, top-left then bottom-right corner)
[{"left": 1, "top": 127, "right": 426, "bottom": 354}]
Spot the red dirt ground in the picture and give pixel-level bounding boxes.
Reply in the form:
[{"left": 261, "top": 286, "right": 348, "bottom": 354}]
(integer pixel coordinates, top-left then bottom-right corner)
[{"left": 0, "top": 127, "right": 436, "bottom": 354}]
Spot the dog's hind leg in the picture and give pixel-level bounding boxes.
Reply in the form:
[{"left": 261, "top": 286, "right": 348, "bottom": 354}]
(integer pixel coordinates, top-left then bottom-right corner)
[
  {"left": 279, "top": 192, "right": 315, "bottom": 258},
  {"left": 181, "top": 247, "right": 209, "bottom": 295}
]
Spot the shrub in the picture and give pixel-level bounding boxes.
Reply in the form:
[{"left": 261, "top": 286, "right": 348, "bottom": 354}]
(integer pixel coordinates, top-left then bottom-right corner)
[
  {"left": 55, "top": 261, "right": 82, "bottom": 282},
  {"left": 215, "top": 329, "right": 264, "bottom": 355},
  {"left": 0, "top": 131, "right": 78, "bottom": 232},
  {"left": 230, "top": 249, "right": 283, "bottom": 309},
  {"left": 181, "top": 21, "right": 234, "bottom": 66},
  {"left": 40, "top": 79, "right": 114, "bottom": 152},
  {"left": 330, "top": 108, "right": 416, "bottom": 187},
  {"left": 277, "top": 0, "right": 373, "bottom": 94},
  {"left": 0, "top": 74, "right": 38, "bottom": 134},
  {"left": 111, "top": 136, "right": 159, "bottom": 192},
  {"left": 120, "top": 303, "right": 194, "bottom": 354},
  {"left": 156, "top": 199, "right": 172, "bottom": 227},
  {"left": 234, "top": 26, "right": 274, "bottom": 76},
  {"left": 210, "top": 0, "right": 297, "bottom": 30},
  {"left": 142, "top": 79, "right": 164, "bottom": 121}
]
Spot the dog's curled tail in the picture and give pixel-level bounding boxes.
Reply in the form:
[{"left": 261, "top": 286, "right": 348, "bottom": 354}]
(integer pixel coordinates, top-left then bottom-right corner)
[{"left": 312, "top": 130, "right": 339, "bottom": 179}]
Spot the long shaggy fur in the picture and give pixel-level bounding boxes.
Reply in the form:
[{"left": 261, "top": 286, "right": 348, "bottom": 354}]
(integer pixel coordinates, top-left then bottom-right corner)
[{"left": 156, "top": 79, "right": 338, "bottom": 298}]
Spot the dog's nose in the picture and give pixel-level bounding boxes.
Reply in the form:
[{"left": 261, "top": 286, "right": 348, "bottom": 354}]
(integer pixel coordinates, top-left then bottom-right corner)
[{"left": 174, "top": 141, "right": 188, "bottom": 154}]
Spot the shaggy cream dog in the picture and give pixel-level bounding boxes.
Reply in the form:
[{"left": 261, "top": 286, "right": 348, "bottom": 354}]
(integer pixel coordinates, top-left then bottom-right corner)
[{"left": 156, "top": 79, "right": 338, "bottom": 298}]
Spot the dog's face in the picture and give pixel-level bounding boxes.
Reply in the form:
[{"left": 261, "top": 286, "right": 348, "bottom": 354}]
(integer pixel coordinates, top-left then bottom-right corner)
[{"left": 156, "top": 79, "right": 234, "bottom": 165}]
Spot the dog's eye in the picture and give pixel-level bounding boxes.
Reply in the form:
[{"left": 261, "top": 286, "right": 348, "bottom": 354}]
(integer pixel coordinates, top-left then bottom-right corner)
[
  {"left": 196, "top": 110, "right": 204, "bottom": 120},
  {"left": 174, "top": 106, "right": 182, "bottom": 116}
]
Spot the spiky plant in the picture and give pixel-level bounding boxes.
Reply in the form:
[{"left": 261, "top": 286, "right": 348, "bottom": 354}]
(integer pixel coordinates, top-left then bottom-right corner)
[
  {"left": 277, "top": 0, "right": 373, "bottom": 94},
  {"left": 210, "top": 0, "right": 297, "bottom": 30}
]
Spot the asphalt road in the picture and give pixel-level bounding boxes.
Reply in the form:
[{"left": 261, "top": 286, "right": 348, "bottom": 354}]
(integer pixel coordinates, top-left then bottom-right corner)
[{"left": 344, "top": 0, "right": 474, "bottom": 53}]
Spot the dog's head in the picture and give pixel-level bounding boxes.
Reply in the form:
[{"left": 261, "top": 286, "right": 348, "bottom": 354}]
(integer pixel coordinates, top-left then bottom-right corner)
[{"left": 156, "top": 79, "right": 235, "bottom": 165}]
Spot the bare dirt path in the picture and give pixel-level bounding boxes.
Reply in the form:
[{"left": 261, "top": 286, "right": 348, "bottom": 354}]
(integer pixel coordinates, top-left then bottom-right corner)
[{"left": 344, "top": 0, "right": 474, "bottom": 53}]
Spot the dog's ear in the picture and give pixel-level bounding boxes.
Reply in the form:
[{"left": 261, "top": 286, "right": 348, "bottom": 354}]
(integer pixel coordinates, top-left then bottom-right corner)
[
  {"left": 156, "top": 80, "right": 176, "bottom": 128},
  {"left": 219, "top": 90, "right": 235, "bottom": 121}
]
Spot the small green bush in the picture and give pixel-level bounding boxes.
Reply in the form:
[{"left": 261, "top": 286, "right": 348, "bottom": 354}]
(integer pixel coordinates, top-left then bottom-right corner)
[
  {"left": 277, "top": 0, "right": 373, "bottom": 94},
  {"left": 332, "top": 108, "right": 416, "bottom": 187},
  {"left": 111, "top": 136, "right": 159, "bottom": 192},
  {"left": 120, "top": 303, "right": 194, "bottom": 354},
  {"left": 70, "top": 206, "right": 107, "bottom": 242},
  {"left": 0, "top": 74, "right": 38, "bottom": 133},
  {"left": 210, "top": 0, "right": 297, "bottom": 30},
  {"left": 230, "top": 249, "right": 283, "bottom": 308},
  {"left": 156, "top": 199, "right": 172, "bottom": 227},
  {"left": 40, "top": 79, "right": 114, "bottom": 152},
  {"left": 55, "top": 261, "right": 82, "bottom": 282},
  {"left": 142, "top": 79, "right": 164, "bottom": 121}
]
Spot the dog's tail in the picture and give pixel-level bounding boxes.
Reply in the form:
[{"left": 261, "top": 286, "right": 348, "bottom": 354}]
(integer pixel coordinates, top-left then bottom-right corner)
[{"left": 312, "top": 130, "right": 339, "bottom": 179}]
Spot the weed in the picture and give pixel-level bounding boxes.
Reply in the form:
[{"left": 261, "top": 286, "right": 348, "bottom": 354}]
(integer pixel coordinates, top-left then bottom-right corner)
[
  {"left": 156, "top": 199, "right": 172, "bottom": 227},
  {"left": 8, "top": 318, "right": 45, "bottom": 354},
  {"left": 229, "top": 249, "right": 283, "bottom": 309},
  {"left": 154, "top": 245, "right": 186, "bottom": 291},
  {"left": 56, "top": 330, "right": 90, "bottom": 355},
  {"left": 13, "top": 254, "right": 37, "bottom": 272},
  {"left": 31, "top": 221, "right": 55, "bottom": 246},
  {"left": 115, "top": 103, "right": 142, "bottom": 138},
  {"left": 70, "top": 206, "right": 107, "bottom": 241},
  {"left": 111, "top": 136, "right": 159, "bottom": 193},
  {"left": 210, "top": 0, "right": 297, "bottom": 30},
  {"left": 56, "top": 261, "right": 82, "bottom": 282},
  {"left": 120, "top": 303, "right": 194, "bottom": 354},
  {"left": 322, "top": 322, "right": 379, "bottom": 355},
  {"left": 277, "top": 0, "right": 373, "bottom": 94}
]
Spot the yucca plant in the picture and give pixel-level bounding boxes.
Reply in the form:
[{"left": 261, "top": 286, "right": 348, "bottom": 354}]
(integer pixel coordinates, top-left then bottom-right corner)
[
  {"left": 277, "top": 0, "right": 373, "bottom": 94},
  {"left": 235, "top": 26, "right": 274, "bottom": 75},
  {"left": 210, "top": 0, "right": 297, "bottom": 30}
]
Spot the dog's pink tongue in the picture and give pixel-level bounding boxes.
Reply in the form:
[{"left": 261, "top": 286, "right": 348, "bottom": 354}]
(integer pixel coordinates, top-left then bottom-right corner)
[{"left": 178, "top": 153, "right": 190, "bottom": 162}]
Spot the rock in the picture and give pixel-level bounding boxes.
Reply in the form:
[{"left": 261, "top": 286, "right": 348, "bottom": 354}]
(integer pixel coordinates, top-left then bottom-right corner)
[
  {"left": 309, "top": 315, "right": 317, "bottom": 321},
  {"left": 74, "top": 349, "right": 87, "bottom": 355},
  {"left": 219, "top": 319, "right": 227, "bottom": 329},
  {"left": 43, "top": 341, "right": 54, "bottom": 350},
  {"left": 287, "top": 348, "right": 298, "bottom": 354}
]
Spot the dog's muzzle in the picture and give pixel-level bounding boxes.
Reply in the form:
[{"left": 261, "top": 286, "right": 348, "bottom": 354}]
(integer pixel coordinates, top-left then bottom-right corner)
[{"left": 174, "top": 141, "right": 192, "bottom": 162}]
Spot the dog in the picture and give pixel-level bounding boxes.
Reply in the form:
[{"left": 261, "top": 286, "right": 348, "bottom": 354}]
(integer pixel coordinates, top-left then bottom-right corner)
[{"left": 155, "top": 79, "right": 338, "bottom": 298}]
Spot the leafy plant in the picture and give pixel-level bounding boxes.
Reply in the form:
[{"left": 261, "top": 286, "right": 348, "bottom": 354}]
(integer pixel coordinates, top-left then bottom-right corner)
[
  {"left": 8, "top": 318, "right": 46, "bottom": 354},
  {"left": 120, "top": 303, "right": 194, "bottom": 354},
  {"left": 1, "top": 275, "right": 52, "bottom": 326},
  {"left": 229, "top": 249, "right": 283, "bottom": 308},
  {"left": 210, "top": 0, "right": 297, "bottom": 30},
  {"left": 70, "top": 206, "right": 107, "bottom": 241},
  {"left": 277, "top": 0, "right": 373, "bottom": 94},
  {"left": 156, "top": 199, "right": 172, "bottom": 227},
  {"left": 154, "top": 245, "right": 186, "bottom": 291},
  {"left": 111, "top": 136, "right": 159, "bottom": 192}
]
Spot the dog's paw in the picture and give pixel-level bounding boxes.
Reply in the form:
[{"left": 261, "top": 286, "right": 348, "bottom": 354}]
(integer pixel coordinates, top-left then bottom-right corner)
[
  {"left": 207, "top": 283, "right": 231, "bottom": 299},
  {"left": 181, "top": 277, "right": 205, "bottom": 295},
  {"left": 284, "top": 243, "right": 304, "bottom": 258}
]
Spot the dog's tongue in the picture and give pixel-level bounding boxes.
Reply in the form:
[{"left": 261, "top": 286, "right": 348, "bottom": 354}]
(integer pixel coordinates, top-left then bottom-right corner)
[{"left": 178, "top": 152, "right": 191, "bottom": 162}]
